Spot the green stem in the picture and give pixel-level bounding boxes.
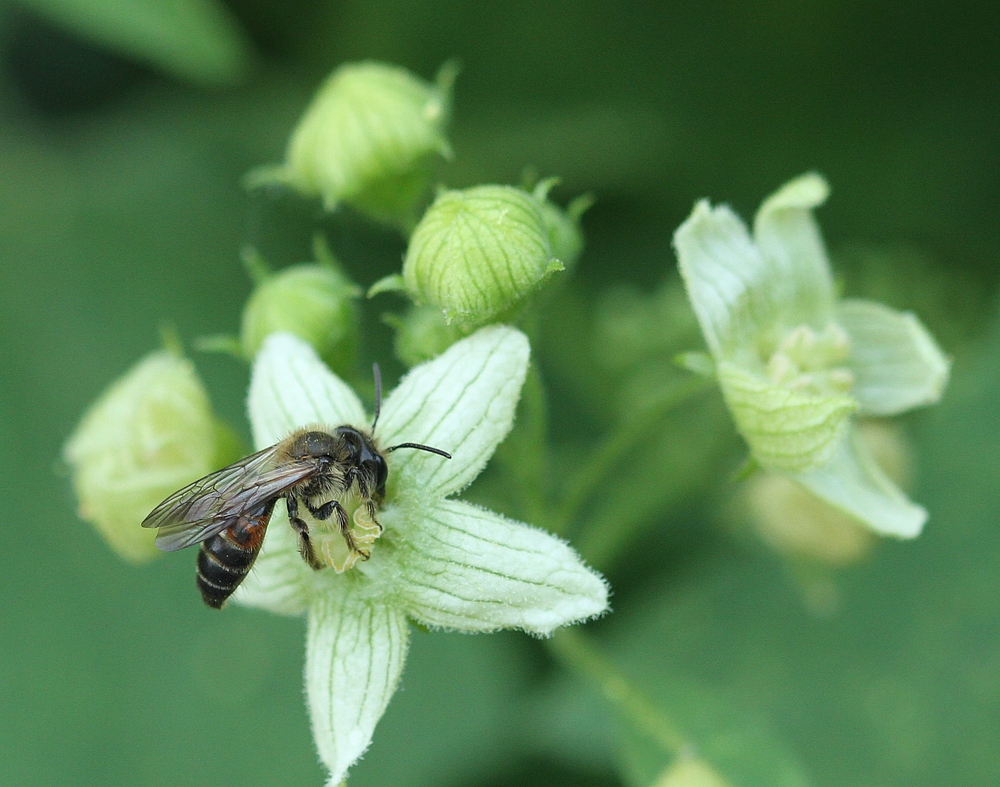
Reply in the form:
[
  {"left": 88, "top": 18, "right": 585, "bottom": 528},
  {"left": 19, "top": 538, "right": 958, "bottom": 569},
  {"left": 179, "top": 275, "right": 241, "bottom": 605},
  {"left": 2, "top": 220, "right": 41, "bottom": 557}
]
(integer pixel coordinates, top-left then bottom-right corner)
[
  {"left": 240, "top": 244, "right": 272, "bottom": 284},
  {"left": 497, "top": 364, "right": 551, "bottom": 526},
  {"left": 551, "top": 375, "right": 710, "bottom": 536},
  {"left": 159, "top": 321, "right": 185, "bottom": 357},
  {"left": 547, "top": 628, "right": 686, "bottom": 754}
]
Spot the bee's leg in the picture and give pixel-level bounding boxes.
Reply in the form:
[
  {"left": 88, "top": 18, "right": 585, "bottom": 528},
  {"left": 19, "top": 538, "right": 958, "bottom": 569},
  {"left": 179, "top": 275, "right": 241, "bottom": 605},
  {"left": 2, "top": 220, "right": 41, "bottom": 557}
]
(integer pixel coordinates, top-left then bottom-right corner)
[
  {"left": 306, "top": 499, "right": 368, "bottom": 559},
  {"left": 286, "top": 495, "right": 322, "bottom": 570},
  {"left": 366, "top": 500, "right": 383, "bottom": 534}
]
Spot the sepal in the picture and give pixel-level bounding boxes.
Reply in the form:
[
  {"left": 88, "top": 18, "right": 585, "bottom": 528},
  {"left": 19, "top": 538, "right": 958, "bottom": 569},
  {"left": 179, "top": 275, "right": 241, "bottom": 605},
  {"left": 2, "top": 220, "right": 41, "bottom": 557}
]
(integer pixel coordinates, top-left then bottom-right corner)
[{"left": 717, "top": 362, "right": 857, "bottom": 473}]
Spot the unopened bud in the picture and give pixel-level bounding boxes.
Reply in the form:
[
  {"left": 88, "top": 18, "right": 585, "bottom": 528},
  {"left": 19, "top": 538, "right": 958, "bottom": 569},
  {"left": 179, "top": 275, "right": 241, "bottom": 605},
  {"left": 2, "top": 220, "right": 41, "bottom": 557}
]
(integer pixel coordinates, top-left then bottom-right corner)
[
  {"left": 402, "top": 184, "right": 562, "bottom": 326},
  {"left": 276, "top": 61, "right": 454, "bottom": 225},
  {"left": 241, "top": 255, "right": 360, "bottom": 373},
  {"left": 64, "top": 352, "right": 234, "bottom": 563}
]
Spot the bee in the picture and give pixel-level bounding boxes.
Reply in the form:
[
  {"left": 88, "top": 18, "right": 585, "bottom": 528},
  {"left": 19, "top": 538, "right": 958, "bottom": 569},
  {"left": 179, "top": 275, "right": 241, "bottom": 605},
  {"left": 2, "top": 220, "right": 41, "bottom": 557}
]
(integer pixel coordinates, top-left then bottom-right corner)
[{"left": 141, "top": 365, "right": 450, "bottom": 609}]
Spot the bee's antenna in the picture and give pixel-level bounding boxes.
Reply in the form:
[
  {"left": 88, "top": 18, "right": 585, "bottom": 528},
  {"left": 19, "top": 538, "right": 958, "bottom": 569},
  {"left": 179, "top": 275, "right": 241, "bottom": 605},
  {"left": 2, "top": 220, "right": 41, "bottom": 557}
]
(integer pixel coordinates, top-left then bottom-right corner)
[
  {"left": 371, "top": 361, "right": 449, "bottom": 459},
  {"left": 385, "top": 442, "right": 452, "bottom": 460},
  {"left": 371, "top": 363, "right": 382, "bottom": 433}
]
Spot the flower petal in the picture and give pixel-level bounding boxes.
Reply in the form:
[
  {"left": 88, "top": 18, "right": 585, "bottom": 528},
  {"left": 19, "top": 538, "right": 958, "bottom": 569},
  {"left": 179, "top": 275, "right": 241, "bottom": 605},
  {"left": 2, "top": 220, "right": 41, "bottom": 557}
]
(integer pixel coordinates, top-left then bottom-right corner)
[
  {"left": 793, "top": 428, "right": 927, "bottom": 538},
  {"left": 717, "top": 362, "right": 857, "bottom": 472},
  {"left": 674, "top": 200, "right": 776, "bottom": 364},
  {"left": 232, "top": 505, "right": 312, "bottom": 616},
  {"left": 306, "top": 588, "right": 410, "bottom": 786},
  {"left": 752, "top": 172, "right": 836, "bottom": 328},
  {"left": 391, "top": 499, "right": 609, "bottom": 635},
  {"left": 378, "top": 325, "right": 529, "bottom": 497},
  {"left": 836, "top": 299, "right": 950, "bottom": 416},
  {"left": 248, "top": 332, "right": 366, "bottom": 449}
]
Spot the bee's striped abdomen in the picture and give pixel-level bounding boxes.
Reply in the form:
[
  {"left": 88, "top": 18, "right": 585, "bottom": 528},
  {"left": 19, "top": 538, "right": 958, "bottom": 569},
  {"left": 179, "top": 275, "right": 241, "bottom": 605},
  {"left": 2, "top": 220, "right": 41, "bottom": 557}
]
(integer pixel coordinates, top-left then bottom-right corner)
[{"left": 196, "top": 500, "right": 275, "bottom": 609}]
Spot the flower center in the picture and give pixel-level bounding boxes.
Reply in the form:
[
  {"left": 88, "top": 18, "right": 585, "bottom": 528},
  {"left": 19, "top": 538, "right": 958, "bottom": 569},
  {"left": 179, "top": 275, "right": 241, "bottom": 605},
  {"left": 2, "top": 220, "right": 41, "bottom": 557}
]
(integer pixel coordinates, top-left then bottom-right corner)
[
  {"left": 766, "top": 322, "right": 855, "bottom": 397},
  {"left": 309, "top": 492, "right": 384, "bottom": 573}
]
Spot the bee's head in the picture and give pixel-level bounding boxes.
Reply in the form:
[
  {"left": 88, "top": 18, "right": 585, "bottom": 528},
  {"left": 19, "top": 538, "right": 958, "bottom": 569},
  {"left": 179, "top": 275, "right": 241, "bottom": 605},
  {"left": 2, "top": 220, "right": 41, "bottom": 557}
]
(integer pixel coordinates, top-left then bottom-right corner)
[{"left": 335, "top": 426, "right": 388, "bottom": 498}]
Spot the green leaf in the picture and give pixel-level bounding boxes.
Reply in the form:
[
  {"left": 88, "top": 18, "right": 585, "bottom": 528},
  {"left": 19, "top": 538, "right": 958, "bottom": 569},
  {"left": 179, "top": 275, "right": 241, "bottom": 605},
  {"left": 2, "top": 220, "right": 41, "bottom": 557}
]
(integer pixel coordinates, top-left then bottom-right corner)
[
  {"left": 836, "top": 299, "right": 950, "bottom": 417},
  {"left": 752, "top": 172, "right": 835, "bottom": 330},
  {"left": 16, "top": 0, "right": 252, "bottom": 86},
  {"left": 717, "top": 362, "right": 856, "bottom": 472},
  {"left": 792, "top": 427, "right": 927, "bottom": 538}
]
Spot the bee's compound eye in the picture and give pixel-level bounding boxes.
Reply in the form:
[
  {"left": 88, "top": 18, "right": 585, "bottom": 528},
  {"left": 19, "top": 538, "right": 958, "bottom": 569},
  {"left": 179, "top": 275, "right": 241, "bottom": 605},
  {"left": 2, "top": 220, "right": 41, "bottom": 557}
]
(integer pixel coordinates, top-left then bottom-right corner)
[{"left": 374, "top": 454, "right": 388, "bottom": 495}]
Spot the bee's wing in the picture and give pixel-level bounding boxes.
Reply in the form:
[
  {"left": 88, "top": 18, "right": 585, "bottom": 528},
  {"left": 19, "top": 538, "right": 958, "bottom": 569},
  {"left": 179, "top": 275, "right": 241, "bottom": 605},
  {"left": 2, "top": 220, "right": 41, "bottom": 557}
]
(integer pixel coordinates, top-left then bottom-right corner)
[{"left": 142, "top": 446, "right": 319, "bottom": 552}]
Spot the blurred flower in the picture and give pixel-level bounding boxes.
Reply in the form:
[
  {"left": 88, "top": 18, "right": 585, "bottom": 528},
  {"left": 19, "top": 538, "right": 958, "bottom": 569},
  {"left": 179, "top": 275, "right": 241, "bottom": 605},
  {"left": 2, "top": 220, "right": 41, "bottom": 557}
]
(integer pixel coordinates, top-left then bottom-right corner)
[
  {"left": 254, "top": 61, "right": 454, "bottom": 227},
  {"left": 64, "top": 351, "right": 235, "bottom": 562},
  {"left": 745, "top": 421, "right": 914, "bottom": 567},
  {"left": 396, "top": 184, "right": 563, "bottom": 327},
  {"left": 240, "top": 246, "right": 360, "bottom": 373},
  {"left": 675, "top": 173, "right": 949, "bottom": 538},
  {"left": 654, "top": 756, "right": 732, "bottom": 787},
  {"left": 236, "top": 328, "right": 608, "bottom": 786}
]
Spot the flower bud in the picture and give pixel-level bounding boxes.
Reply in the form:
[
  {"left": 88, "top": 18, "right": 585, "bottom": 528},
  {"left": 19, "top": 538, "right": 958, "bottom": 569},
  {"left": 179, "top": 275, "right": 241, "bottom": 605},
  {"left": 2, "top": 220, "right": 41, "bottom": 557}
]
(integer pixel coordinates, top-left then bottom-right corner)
[
  {"left": 403, "top": 184, "right": 563, "bottom": 326},
  {"left": 279, "top": 61, "right": 454, "bottom": 225},
  {"left": 64, "top": 352, "right": 233, "bottom": 563},
  {"left": 241, "top": 258, "right": 360, "bottom": 373},
  {"left": 386, "top": 304, "right": 463, "bottom": 367}
]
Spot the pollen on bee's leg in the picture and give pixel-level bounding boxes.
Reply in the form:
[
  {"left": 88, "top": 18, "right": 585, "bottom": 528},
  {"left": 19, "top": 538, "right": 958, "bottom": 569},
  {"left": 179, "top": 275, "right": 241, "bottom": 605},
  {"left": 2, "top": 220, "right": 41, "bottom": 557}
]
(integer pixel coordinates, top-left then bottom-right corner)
[{"left": 312, "top": 502, "right": 384, "bottom": 573}]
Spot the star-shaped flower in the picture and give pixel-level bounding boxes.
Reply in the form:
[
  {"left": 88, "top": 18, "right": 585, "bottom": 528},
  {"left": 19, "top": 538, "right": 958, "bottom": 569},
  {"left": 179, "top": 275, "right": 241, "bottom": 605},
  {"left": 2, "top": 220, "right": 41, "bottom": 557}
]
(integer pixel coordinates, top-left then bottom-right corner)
[
  {"left": 674, "top": 173, "right": 949, "bottom": 538},
  {"left": 235, "top": 326, "right": 609, "bottom": 785}
]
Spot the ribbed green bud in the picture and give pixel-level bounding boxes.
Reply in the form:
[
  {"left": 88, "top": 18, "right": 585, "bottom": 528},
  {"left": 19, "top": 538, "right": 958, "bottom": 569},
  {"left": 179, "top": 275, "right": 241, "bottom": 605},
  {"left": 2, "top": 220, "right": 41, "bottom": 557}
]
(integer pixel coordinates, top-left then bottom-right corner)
[
  {"left": 386, "top": 304, "right": 464, "bottom": 367},
  {"left": 63, "top": 352, "right": 234, "bottom": 563},
  {"left": 279, "top": 61, "right": 454, "bottom": 226},
  {"left": 241, "top": 259, "right": 360, "bottom": 373},
  {"left": 402, "top": 185, "right": 563, "bottom": 326}
]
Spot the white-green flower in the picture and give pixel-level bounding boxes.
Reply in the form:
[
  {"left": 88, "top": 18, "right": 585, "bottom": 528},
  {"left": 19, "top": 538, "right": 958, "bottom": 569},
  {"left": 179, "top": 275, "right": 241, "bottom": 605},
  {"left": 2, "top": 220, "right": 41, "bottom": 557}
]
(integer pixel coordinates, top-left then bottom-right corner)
[
  {"left": 674, "top": 173, "right": 950, "bottom": 538},
  {"left": 236, "top": 327, "right": 608, "bottom": 785},
  {"left": 64, "top": 350, "right": 236, "bottom": 563}
]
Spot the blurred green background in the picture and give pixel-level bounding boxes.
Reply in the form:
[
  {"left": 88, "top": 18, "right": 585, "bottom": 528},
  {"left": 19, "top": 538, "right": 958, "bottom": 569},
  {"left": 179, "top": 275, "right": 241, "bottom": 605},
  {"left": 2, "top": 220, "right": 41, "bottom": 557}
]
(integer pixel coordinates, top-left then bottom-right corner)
[{"left": 1, "top": 1, "right": 999, "bottom": 785}]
